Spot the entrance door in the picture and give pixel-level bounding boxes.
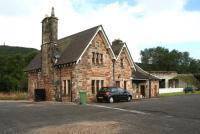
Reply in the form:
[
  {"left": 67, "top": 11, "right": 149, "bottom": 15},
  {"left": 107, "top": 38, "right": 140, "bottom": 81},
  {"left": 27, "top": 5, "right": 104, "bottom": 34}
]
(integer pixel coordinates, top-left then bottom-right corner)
[
  {"left": 63, "top": 80, "right": 67, "bottom": 97},
  {"left": 140, "top": 85, "right": 145, "bottom": 97},
  {"left": 62, "top": 80, "right": 72, "bottom": 101},
  {"left": 68, "top": 80, "right": 71, "bottom": 96},
  {"left": 63, "top": 80, "right": 71, "bottom": 97}
]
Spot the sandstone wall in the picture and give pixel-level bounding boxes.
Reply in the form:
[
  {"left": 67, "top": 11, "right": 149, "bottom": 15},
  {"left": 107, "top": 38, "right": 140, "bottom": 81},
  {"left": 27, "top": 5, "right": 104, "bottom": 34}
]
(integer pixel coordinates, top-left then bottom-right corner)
[
  {"left": 114, "top": 48, "right": 133, "bottom": 91},
  {"left": 151, "top": 80, "right": 159, "bottom": 97},
  {"left": 74, "top": 31, "right": 113, "bottom": 98}
]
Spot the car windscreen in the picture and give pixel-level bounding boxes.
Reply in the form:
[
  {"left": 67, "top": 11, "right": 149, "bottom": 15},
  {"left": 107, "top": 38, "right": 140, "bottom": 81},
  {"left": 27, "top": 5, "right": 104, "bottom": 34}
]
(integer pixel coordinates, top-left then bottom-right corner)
[{"left": 118, "top": 88, "right": 124, "bottom": 93}]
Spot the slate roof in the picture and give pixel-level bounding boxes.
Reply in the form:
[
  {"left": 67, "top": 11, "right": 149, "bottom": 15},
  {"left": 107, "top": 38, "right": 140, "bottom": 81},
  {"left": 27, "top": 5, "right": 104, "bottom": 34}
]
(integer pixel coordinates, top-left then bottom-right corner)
[
  {"left": 25, "top": 53, "right": 41, "bottom": 71},
  {"left": 25, "top": 25, "right": 101, "bottom": 71},
  {"left": 111, "top": 41, "right": 158, "bottom": 80},
  {"left": 56, "top": 25, "right": 100, "bottom": 65},
  {"left": 133, "top": 63, "right": 160, "bottom": 80}
]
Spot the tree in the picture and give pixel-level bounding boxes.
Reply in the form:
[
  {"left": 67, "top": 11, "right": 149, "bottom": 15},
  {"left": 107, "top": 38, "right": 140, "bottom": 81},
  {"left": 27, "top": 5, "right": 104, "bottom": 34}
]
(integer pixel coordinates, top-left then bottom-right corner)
[
  {"left": 140, "top": 46, "right": 200, "bottom": 74},
  {"left": 189, "top": 59, "right": 200, "bottom": 74},
  {"left": 0, "top": 46, "right": 38, "bottom": 92}
]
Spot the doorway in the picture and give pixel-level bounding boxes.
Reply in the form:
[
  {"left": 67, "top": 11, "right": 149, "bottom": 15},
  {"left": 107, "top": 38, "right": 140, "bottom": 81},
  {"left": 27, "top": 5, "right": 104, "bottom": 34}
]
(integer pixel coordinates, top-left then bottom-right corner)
[{"left": 140, "top": 85, "right": 145, "bottom": 97}]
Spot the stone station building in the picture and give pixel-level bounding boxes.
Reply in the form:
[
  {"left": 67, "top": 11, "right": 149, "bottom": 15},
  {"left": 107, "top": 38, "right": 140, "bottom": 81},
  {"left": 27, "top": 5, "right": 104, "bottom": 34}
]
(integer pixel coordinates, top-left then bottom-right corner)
[{"left": 26, "top": 8, "right": 159, "bottom": 101}]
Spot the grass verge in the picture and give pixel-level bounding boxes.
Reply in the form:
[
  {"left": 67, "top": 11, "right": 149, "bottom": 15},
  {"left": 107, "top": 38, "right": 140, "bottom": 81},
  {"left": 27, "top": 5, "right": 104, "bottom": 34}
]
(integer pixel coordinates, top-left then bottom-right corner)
[
  {"left": 160, "top": 91, "right": 200, "bottom": 97},
  {"left": 0, "top": 92, "right": 28, "bottom": 100}
]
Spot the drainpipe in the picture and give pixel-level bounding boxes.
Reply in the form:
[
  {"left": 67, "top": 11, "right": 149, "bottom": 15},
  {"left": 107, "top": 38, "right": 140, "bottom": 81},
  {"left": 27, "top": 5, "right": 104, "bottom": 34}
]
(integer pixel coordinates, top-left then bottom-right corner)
[
  {"left": 149, "top": 73, "right": 151, "bottom": 98},
  {"left": 112, "top": 59, "right": 115, "bottom": 86},
  {"left": 59, "top": 67, "right": 62, "bottom": 101},
  {"left": 70, "top": 71, "right": 73, "bottom": 102}
]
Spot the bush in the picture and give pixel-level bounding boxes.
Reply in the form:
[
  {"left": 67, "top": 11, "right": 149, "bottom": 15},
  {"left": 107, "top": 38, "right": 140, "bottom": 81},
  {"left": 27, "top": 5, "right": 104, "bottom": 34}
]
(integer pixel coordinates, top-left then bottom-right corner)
[
  {"left": 160, "top": 91, "right": 200, "bottom": 97},
  {"left": 0, "top": 91, "right": 28, "bottom": 100}
]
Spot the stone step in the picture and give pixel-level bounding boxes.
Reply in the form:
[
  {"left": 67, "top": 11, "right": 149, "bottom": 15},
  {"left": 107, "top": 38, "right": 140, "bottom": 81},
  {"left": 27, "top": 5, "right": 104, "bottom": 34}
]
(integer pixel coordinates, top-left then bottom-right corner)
[{"left": 62, "top": 97, "right": 71, "bottom": 102}]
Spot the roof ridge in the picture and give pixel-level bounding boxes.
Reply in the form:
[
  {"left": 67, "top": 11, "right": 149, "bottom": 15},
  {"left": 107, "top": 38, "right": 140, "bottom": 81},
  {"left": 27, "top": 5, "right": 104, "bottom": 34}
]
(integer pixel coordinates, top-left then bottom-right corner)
[
  {"left": 58, "top": 25, "right": 101, "bottom": 41},
  {"left": 56, "top": 25, "right": 102, "bottom": 65}
]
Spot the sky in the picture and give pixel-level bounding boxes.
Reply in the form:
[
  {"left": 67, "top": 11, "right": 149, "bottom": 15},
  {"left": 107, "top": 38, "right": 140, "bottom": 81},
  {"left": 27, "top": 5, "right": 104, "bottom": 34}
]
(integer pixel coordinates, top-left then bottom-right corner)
[{"left": 0, "top": 0, "right": 200, "bottom": 62}]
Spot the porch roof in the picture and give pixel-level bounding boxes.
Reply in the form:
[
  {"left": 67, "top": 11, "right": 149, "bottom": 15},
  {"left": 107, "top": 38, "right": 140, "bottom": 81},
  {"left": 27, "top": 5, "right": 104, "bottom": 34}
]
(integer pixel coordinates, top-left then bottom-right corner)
[{"left": 132, "top": 63, "right": 160, "bottom": 80}]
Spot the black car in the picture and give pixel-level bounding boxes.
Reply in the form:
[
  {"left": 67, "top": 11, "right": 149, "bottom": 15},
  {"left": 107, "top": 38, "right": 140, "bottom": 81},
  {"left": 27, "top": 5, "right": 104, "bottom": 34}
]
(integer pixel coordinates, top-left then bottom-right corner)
[
  {"left": 96, "top": 87, "right": 132, "bottom": 103},
  {"left": 183, "top": 87, "right": 194, "bottom": 93}
]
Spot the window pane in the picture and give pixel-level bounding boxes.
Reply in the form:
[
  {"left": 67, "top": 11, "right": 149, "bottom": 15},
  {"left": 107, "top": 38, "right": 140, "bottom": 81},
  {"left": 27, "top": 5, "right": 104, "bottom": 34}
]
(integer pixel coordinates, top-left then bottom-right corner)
[
  {"left": 100, "top": 54, "right": 103, "bottom": 64},
  {"left": 96, "top": 80, "right": 100, "bottom": 93},
  {"left": 118, "top": 88, "right": 124, "bottom": 93},
  {"left": 116, "top": 81, "right": 120, "bottom": 87},
  {"left": 92, "top": 80, "right": 95, "bottom": 94},
  {"left": 96, "top": 53, "right": 99, "bottom": 64},
  {"left": 92, "top": 52, "right": 95, "bottom": 64},
  {"left": 121, "top": 59, "right": 123, "bottom": 68},
  {"left": 101, "top": 80, "right": 104, "bottom": 88}
]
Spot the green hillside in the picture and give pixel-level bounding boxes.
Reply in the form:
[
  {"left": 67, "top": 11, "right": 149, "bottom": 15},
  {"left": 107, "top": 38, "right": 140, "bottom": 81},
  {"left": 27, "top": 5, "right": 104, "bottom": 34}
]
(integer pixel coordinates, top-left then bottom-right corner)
[
  {"left": 0, "top": 45, "right": 38, "bottom": 55},
  {"left": 0, "top": 45, "right": 39, "bottom": 92}
]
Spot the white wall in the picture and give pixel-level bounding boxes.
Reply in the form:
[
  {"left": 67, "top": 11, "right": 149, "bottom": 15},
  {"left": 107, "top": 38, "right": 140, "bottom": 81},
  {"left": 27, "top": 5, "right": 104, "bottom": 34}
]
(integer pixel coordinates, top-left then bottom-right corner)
[{"left": 159, "top": 88, "right": 183, "bottom": 94}]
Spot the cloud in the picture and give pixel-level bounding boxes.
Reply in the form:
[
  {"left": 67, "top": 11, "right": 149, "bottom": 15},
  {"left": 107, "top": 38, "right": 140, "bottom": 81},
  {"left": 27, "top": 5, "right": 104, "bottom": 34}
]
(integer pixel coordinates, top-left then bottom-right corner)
[
  {"left": 0, "top": 0, "right": 200, "bottom": 61},
  {"left": 135, "top": 0, "right": 187, "bottom": 14},
  {"left": 0, "top": 0, "right": 38, "bottom": 16}
]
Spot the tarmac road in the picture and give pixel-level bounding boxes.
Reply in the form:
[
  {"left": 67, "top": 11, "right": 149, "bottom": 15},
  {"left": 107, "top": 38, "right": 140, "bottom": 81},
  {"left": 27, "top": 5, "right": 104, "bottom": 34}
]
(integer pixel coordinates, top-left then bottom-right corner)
[{"left": 0, "top": 94, "right": 200, "bottom": 134}]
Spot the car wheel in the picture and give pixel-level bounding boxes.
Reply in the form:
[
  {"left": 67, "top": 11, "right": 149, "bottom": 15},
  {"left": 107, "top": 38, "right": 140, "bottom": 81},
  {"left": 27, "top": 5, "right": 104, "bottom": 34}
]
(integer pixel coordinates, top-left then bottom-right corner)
[
  {"left": 109, "top": 97, "right": 114, "bottom": 103},
  {"left": 127, "top": 96, "right": 131, "bottom": 102}
]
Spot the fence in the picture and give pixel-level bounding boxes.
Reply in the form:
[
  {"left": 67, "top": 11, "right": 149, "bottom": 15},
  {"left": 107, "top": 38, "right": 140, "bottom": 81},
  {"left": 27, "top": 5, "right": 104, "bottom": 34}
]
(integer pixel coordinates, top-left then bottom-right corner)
[{"left": 159, "top": 88, "right": 183, "bottom": 94}]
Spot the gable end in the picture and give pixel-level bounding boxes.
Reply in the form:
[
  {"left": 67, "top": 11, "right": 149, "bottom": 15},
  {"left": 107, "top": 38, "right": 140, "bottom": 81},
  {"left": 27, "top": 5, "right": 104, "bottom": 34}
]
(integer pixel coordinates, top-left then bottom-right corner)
[{"left": 76, "top": 25, "right": 116, "bottom": 64}]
